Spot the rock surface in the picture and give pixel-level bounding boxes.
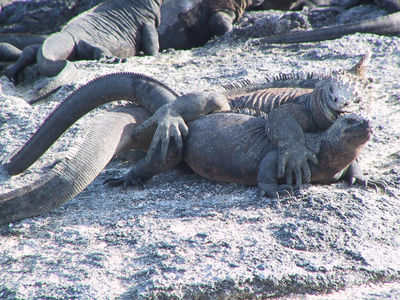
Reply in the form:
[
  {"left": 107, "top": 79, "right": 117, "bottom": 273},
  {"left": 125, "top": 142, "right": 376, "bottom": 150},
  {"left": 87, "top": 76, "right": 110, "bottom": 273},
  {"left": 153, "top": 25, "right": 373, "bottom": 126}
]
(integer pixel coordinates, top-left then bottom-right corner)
[
  {"left": 1, "top": 8, "right": 400, "bottom": 300},
  {"left": 0, "top": 0, "right": 102, "bottom": 34}
]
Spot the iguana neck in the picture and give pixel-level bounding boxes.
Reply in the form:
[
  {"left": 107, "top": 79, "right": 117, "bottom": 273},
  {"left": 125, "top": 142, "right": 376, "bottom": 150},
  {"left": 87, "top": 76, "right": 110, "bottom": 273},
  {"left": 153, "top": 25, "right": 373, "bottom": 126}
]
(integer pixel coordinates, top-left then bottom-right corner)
[{"left": 309, "top": 87, "right": 335, "bottom": 130}]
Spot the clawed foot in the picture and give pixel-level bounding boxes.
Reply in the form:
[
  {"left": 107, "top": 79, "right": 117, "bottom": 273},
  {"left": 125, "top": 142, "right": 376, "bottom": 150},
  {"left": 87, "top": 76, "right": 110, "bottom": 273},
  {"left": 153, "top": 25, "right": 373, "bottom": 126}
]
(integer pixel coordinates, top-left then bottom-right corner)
[
  {"left": 258, "top": 182, "right": 294, "bottom": 198},
  {"left": 6, "top": 66, "right": 25, "bottom": 85},
  {"left": 103, "top": 169, "right": 145, "bottom": 189},
  {"left": 99, "top": 55, "right": 127, "bottom": 64},
  {"left": 349, "top": 175, "right": 387, "bottom": 193}
]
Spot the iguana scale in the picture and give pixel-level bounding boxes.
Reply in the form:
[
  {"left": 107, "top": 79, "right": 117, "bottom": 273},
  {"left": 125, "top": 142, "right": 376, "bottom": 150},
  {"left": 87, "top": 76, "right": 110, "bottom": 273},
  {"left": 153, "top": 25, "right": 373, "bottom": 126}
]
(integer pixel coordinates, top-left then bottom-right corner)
[{"left": 4, "top": 0, "right": 162, "bottom": 101}]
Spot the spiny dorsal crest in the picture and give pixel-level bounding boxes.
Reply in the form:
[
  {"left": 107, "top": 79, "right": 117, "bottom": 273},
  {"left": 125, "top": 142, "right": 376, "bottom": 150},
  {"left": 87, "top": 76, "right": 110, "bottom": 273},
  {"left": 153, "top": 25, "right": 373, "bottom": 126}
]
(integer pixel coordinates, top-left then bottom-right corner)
[{"left": 230, "top": 107, "right": 268, "bottom": 119}]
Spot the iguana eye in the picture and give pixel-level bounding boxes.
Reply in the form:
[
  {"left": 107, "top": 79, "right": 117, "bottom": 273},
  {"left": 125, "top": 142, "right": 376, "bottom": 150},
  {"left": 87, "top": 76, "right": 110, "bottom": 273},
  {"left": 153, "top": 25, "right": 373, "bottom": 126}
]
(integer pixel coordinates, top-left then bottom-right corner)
[{"left": 333, "top": 97, "right": 338, "bottom": 103}]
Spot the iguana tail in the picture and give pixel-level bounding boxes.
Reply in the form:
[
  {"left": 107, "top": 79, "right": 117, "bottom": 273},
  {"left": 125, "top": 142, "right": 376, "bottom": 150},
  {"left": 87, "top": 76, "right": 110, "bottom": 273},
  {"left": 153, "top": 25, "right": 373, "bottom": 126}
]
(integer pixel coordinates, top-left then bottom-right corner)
[
  {"left": 0, "top": 108, "right": 149, "bottom": 226},
  {"left": 261, "top": 12, "right": 400, "bottom": 44},
  {"left": 3, "top": 72, "right": 179, "bottom": 175}
]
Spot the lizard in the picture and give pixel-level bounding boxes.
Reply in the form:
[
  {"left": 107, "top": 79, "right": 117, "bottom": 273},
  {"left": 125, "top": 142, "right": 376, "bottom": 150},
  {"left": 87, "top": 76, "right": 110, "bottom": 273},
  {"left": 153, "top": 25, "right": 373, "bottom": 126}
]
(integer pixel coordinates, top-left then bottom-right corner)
[
  {"left": 0, "top": 53, "right": 371, "bottom": 225},
  {"left": 3, "top": 0, "right": 163, "bottom": 102},
  {"left": 158, "top": 0, "right": 265, "bottom": 50},
  {"left": 260, "top": 10, "right": 400, "bottom": 44},
  {"left": 106, "top": 55, "right": 373, "bottom": 190},
  {"left": 158, "top": 112, "right": 375, "bottom": 198}
]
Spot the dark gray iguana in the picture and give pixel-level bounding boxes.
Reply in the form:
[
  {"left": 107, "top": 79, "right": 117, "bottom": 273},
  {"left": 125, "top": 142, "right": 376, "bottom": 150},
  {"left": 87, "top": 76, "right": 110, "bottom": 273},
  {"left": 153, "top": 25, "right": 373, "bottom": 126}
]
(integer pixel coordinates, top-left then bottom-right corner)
[
  {"left": 260, "top": 10, "right": 400, "bottom": 44},
  {"left": 158, "top": 0, "right": 264, "bottom": 50},
  {"left": 3, "top": 0, "right": 162, "bottom": 102},
  {"left": 105, "top": 52, "right": 375, "bottom": 191},
  {"left": 175, "top": 112, "right": 373, "bottom": 198},
  {"left": 0, "top": 53, "right": 375, "bottom": 225}
]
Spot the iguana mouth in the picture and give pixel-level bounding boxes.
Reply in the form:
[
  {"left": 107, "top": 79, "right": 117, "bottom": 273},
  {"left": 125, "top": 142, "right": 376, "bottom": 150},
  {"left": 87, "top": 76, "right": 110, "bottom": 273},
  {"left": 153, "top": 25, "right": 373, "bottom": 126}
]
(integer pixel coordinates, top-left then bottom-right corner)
[{"left": 343, "top": 117, "right": 372, "bottom": 139}]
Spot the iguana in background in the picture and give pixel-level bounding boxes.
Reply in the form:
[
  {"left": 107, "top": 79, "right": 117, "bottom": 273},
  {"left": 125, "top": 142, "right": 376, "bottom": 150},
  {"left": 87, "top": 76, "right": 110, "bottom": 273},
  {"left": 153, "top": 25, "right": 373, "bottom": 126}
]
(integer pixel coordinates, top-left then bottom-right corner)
[
  {"left": 158, "top": 0, "right": 264, "bottom": 50},
  {"left": 2, "top": 0, "right": 162, "bottom": 102},
  {"left": 261, "top": 11, "right": 400, "bottom": 44},
  {"left": 0, "top": 33, "right": 45, "bottom": 62},
  {"left": 0, "top": 52, "right": 374, "bottom": 223}
]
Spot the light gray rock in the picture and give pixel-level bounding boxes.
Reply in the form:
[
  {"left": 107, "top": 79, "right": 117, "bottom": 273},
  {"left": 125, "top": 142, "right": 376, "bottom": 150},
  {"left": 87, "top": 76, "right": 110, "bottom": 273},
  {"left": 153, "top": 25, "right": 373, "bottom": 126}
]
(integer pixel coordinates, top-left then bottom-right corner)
[{"left": 0, "top": 9, "right": 400, "bottom": 300}]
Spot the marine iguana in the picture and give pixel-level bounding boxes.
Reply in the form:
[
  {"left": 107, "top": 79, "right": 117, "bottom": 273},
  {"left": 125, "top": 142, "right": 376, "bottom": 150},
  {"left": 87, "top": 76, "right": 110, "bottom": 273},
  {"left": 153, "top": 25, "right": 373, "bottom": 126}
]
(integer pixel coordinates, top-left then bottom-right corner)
[
  {"left": 158, "top": 0, "right": 264, "bottom": 50},
  {"left": 0, "top": 73, "right": 376, "bottom": 226},
  {"left": 0, "top": 53, "right": 372, "bottom": 225},
  {"left": 179, "top": 113, "right": 374, "bottom": 198},
  {"left": 107, "top": 61, "right": 373, "bottom": 190},
  {"left": 4, "top": 0, "right": 163, "bottom": 101},
  {"left": 260, "top": 11, "right": 400, "bottom": 44}
]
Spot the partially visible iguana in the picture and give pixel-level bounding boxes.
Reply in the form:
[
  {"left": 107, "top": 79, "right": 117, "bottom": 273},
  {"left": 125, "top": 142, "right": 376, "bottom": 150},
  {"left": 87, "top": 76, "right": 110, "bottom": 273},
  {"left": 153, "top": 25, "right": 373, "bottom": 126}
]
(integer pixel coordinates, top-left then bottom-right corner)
[
  {"left": 0, "top": 33, "right": 45, "bottom": 62},
  {"left": 260, "top": 11, "right": 400, "bottom": 44},
  {"left": 158, "top": 0, "right": 264, "bottom": 50},
  {"left": 3, "top": 0, "right": 162, "bottom": 102}
]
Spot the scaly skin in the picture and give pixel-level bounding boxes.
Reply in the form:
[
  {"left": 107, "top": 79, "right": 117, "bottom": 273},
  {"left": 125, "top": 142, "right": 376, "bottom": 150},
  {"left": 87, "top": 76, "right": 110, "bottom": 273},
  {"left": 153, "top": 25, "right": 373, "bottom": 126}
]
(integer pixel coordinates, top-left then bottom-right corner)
[
  {"left": 261, "top": 11, "right": 400, "bottom": 44},
  {"left": 4, "top": 0, "right": 162, "bottom": 101},
  {"left": 0, "top": 107, "right": 149, "bottom": 226},
  {"left": 3, "top": 72, "right": 179, "bottom": 176}
]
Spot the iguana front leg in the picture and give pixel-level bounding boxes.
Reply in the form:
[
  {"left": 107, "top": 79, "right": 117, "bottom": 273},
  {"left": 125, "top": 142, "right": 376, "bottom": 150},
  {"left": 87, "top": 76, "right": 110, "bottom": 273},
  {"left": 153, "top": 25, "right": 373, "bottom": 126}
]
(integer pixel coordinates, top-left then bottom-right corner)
[
  {"left": 265, "top": 103, "right": 318, "bottom": 188},
  {"left": 257, "top": 150, "right": 293, "bottom": 198},
  {"left": 134, "top": 91, "right": 230, "bottom": 161},
  {"left": 105, "top": 92, "right": 230, "bottom": 188}
]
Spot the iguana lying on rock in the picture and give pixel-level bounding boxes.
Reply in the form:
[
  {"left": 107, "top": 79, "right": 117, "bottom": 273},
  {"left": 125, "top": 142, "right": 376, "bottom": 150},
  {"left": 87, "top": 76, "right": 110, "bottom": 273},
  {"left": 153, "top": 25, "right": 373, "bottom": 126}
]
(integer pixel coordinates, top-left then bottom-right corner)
[
  {"left": 145, "top": 112, "right": 374, "bottom": 198},
  {"left": 0, "top": 53, "right": 373, "bottom": 225},
  {"left": 261, "top": 11, "right": 400, "bottom": 44},
  {"left": 158, "top": 0, "right": 264, "bottom": 50},
  {"left": 3, "top": 0, "right": 162, "bottom": 102}
]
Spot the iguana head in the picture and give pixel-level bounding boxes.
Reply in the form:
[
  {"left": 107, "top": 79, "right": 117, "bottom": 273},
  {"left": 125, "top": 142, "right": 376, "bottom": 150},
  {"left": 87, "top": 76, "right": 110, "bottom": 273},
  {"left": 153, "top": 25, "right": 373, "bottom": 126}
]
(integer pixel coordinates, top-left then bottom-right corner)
[
  {"left": 326, "top": 114, "right": 372, "bottom": 146},
  {"left": 310, "top": 72, "right": 372, "bottom": 129},
  {"left": 319, "top": 114, "right": 372, "bottom": 174}
]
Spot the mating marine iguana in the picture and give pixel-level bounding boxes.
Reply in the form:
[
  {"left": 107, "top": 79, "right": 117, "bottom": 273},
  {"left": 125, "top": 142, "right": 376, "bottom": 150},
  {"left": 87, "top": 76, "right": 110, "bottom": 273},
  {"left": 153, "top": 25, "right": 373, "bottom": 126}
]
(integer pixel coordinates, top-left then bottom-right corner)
[
  {"left": 2, "top": 0, "right": 162, "bottom": 101},
  {"left": 157, "top": 112, "right": 374, "bottom": 198},
  {"left": 0, "top": 53, "right": 373, "bottom": 225}
]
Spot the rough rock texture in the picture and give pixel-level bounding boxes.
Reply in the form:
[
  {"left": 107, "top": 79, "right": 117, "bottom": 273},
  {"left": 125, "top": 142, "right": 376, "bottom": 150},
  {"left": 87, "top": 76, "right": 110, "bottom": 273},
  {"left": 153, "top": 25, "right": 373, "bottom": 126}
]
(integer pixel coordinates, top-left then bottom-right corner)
[
  {"left": 0, "top": 0, "right": 102, "bottom": 34},
  {"left": 0, "top": 8, "right": 400, "bottom": 300}
]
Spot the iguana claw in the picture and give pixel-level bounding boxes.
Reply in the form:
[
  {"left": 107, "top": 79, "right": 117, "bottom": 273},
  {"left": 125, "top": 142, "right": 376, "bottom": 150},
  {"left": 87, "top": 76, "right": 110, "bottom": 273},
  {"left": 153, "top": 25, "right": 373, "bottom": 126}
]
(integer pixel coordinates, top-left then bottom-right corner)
[
  {"left": 99, "top": 55, "right": 127, "bottom": 64},
  {"left": 349, "top": 175, "right": 387, "bottom": 193},
  {"left": 104, "top": 169, "right": 144, "bottom": 190},
  {"left": 258, "top": 183, "right": 293, "bottom": 199},
  {"left": 277, "top": 144, "right": 318, "bottom": 188},
  {"left": 133, "top": 104, "right": 189, "bottom": 163}
]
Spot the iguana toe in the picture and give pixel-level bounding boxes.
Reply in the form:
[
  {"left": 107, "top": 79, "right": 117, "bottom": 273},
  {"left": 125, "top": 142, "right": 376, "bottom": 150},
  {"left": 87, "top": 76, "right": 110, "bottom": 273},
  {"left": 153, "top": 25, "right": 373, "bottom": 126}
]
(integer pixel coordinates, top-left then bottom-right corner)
[
  {"left": 104, "top": 170, "right": 144, "bottom": 190},
  {"left": 99, "top": 55, "right": 126, "bottom": 64},
  {"left": 258, "top": 183, "right": 293, "bottom": 199}
]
